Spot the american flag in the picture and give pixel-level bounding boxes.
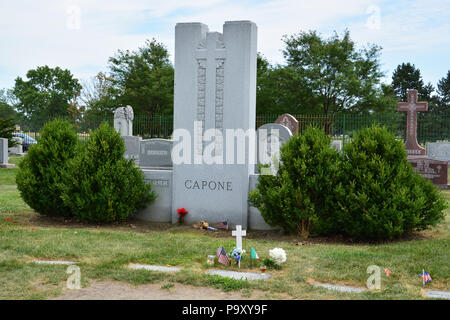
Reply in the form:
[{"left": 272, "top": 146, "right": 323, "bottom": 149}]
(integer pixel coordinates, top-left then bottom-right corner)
[
  {"left": 419, "top": 270, "right": 432, "bottom": 285},
  {"left": 217, "top": 221, "right": 228, "bottom": 230},
  {"left": 217, "top": 246, "right": 229, "bottom": 265}
]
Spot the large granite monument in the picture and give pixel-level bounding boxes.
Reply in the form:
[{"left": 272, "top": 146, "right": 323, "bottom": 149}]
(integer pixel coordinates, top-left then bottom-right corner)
[
  {"left": 171, "top": 21, "right": 257, "bottom": 227},
  {"left": 397, "top": 90, "right": 449, "bottom": 189}
]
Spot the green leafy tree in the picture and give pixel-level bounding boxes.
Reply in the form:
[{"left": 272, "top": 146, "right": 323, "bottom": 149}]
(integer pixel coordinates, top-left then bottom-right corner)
[
  {"left": 281, "top": 30, "right": 384, "bottom": 115},
  {"left": 0, "top": 118, "right": 18, "bottom": 147},
  {"left": 108, "top": 39, "right": 174, "bottom": 115},
  {"left": 256, "top": 54, "right": 318, "bottom": 115},
  {"left": 391, "top": 63, "right": 433, "bottom": 101},
  {"left": 0, "top": 89, "right": 17, "bottom": 119},
  {"left": 80, "top": 72, "right": 117, "bottom": 117},
  {"left": 12, "top": 66, "right": 82, "bottom": 129},
  {"left": 436, "top": 70, "right": 450, "bottom": 114}
]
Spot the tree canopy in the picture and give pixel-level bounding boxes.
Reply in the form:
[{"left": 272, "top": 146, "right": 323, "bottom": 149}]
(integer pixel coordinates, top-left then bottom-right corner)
[
  {"left": 107, "top": 39, "right": 174, "bottom": 115},
  {"left": 12, "top": 66, "right": 81, "bottom": 128},
  {"left": 257, "top": 30, "right": 395, "bottom": 115}
]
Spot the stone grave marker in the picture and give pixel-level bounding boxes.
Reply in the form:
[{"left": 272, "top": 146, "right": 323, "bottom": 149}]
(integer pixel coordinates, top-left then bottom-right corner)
[
  {"left": 256, "top": 123, "right": 292, "bottom": 166},
  {"left": 275, "top": 113, "right": 299, "bottom": 134},
  {"left": 408, "top": 157, "right": 448, "bottom": 187},
  {"left": 0, "top": 138, "right": 15, "bottom": 168},
  {"left": 140, "top": 139, "right": 173, "bottom": 168},
  {"left": 205, "top": 269, "right": 271, "bottom": 281},
  {"left": 397, "top": 90, "right": 449, "bottom": 189},
  {"left": 172, "top": 21, "right": 257, "bottom": 227},
  {"left": 123, "top": 136, "right": 141, "bottom": 161},
  {"left": 114, "top": 105, "right": 134, "bottom": 136},
  {"left": 397, "top": 89, "right": 428, "bottom": 156},
  {"left": 232, "top": 225, "right": 246, "bottom": 250},
  {"left": 9, "top": 137, "right": 23, "bottom": 155},
  {"left": 331, "top": 140, "right": 342, "bottom": 153},
  {"left": 427, "top": 142, "right": 450, "bottom": 163}
]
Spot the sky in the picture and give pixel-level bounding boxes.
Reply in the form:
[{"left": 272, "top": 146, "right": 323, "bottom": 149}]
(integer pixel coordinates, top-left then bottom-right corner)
[{"left": 0, "top": 0, "right": 449, "bottom": 92}]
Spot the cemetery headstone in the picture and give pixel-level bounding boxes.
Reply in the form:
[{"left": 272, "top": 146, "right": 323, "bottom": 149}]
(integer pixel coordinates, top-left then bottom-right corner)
[
  {"left": 114, "top": 105, "right": 134, "bottom": 136},
  {"left": 171, "top": 21, "right": 257, "bottom": 227},
  {"left": 275, "top": 113, "right": 299, "bottom": 134},
  {"left": 408, "top": 157, "right": 448, "bottom": 187},
  {"left": 397, "top": 90, "right": 449, "bottom": 189},
  {"left": 123, "top": 136, "right": 141, "bottom": 161},
  {"left": 232, "top": 225, "right": 246, "bottom": 250},
  {"left": 397, "top": 89, "right": 428, "bottom": 156},
  {"left": 0, "top": 138, "right": 15, "bottom": 168},
  {"left": 140, "top": 139, "right": 173, "bottom": 168},
  {"left": 256, "top": 123, "right": 292, "bottom": 166},
  {"left": 8, "top": 137, "right": 23, "bottom": 155},
  {"left": 427, "top": 142, "right": 450, "bottom": 163},
  {"left": 331, "top": 140, "right": 342, "bottom": 152}
]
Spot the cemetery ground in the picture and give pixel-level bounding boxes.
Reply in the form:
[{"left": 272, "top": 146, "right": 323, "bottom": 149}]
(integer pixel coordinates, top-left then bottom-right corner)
[{"left": 0, "top": 157, "right": 449, "bottom": 300}]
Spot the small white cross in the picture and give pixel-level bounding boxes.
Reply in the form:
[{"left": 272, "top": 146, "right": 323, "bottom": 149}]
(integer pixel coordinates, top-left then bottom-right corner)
[{"left": 232, "top": 225, "right": 246, "bottom": 250}]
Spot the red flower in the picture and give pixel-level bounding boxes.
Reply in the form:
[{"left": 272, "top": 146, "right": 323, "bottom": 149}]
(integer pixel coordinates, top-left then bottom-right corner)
[
  {"left": 177, "top": 208, "right": 188, "bottom": 217},
  {"left": 6, "top": 218, "right": 12, "bottom": 222},
  {"left": 31, "top": 228, "right": 36, "bottom": 231}
]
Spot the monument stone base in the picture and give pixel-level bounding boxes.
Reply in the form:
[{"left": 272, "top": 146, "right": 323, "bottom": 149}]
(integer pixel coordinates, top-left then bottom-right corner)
[
  {"left": 408, "top": 156, "right": 449, "bottom": 190},
  {"left": 0, "top": 163, "right": 15, "bottom": 168}
]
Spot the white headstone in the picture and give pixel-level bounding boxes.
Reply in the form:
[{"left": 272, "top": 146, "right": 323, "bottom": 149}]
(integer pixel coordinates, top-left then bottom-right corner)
[
  {"left": 427, "top": 142, "right": 450, "bottom": 163},
  {"left": 232, "top": 225, "right": 246, "bottom": 250},
  {"left": 114, "top": 105, "right": 134, "bottom": 136},
  {"left": 0, "top": 138, "right": 14, "bottom": 168},
  {"left": 9, "top": 137, "right": 23, "bottom": 155},
  {"left": 123, "top": 136, "right": 141, "bottom": 161},
  {"left": 256, "top": 123, "right": 292, "bottom": 166},
  {"left": 172, "top": 21, "right": 257, "bottom": 227},
  {"left": 331, "top": 140, "right": 342, "bottom": 152}
]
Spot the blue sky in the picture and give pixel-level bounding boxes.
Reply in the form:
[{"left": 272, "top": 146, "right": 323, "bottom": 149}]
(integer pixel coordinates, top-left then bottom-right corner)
[{"left": 0, "top": 0, "right": 449, "bottom": 92}]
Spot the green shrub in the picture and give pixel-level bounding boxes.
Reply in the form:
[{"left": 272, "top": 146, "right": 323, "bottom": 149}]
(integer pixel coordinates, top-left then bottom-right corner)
[
  {"left": 334, "top": 125, "right": 446, "bottom": 240},
  {"left": 16, "top": 119, "right": 78, "bottom": 217},
  {"left": 249, "top": 127, "right": 340, "bottom": 237},
  {"left": 61, "top": 122, "right": 156, "bottom": 222}
]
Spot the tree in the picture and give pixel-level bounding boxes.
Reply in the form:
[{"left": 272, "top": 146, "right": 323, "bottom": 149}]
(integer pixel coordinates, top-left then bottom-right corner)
[
  {"left": 281, "top": 30, "right": 384, "bottom": 115},
  {"left": 0, "top": 118, "right": 18, "bottom": 147},
  {"left": 12, "top": 66, "right": 82, "bottom": 129},
  {"left": 108, "top": 39, "right": 174, "bottom": 115},
  {"left": 391, "top": 63, "right": 433, "bottom": 101},
  {"left": 80, "top": 72, "right": 116, "bottom": 115},
  {"left": 256, "top": 54, "right": 318, "bottom": 115},
  {"left": 0, "top": 89, "right": 17, "bottom": 119},
  {"left": 436, "top": 70, "right": 450, "bottom": 113}
]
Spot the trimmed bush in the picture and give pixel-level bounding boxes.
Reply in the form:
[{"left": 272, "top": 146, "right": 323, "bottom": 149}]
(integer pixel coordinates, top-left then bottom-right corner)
[
  {"left": 249, "top": 127, "right": 340, "bottom": 237},
  {"left": 16, "top": 119, "right": 78, "bottom": 217},
  {"left": 60, "top": 122, "right": 156, "bottom": 222},
  {"left": 333, "top": 125, "right": 446, "bottom": 240}
]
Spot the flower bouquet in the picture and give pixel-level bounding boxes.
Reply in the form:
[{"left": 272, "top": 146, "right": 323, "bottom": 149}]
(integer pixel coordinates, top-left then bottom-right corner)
[{"left": 177, "top": 208, "right": 188, "bottom": 224}]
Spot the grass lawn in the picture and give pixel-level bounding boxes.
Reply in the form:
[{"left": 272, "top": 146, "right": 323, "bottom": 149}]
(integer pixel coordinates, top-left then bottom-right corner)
[{"left": 0, "top": 157, "right": 449, "bottom": 300}]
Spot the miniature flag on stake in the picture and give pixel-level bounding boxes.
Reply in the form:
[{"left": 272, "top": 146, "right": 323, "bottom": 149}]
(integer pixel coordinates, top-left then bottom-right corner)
[
  {"left": 217, "top": 247, "right": 229, "bottom": 265},
  {"left": 250, "top": 247, "right": 259, "bottom": 261},
  {"left": 419, "top": 269, "right": 432, "bottom": 286}
]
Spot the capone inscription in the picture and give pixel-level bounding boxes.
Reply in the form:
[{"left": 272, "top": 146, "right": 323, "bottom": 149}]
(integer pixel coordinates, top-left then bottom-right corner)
[{"left": 184, "top": 179, "right": 232, "bottom": 191}]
